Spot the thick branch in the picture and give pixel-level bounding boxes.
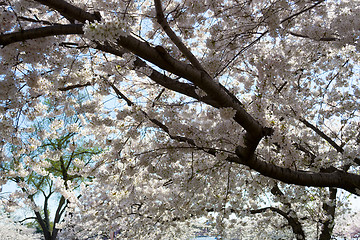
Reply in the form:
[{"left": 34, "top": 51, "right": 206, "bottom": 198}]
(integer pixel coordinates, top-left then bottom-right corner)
[
  {"left": 231, "top": 147, "right": 360, "bottom": 195},
  {"left": 96, "top": 43, "right": 263, "bottom": 141},
  {"left": 34, "top": 210, "right": 52, "bottom": 240},
  {"left": 33, "top": 0, "right": 100, "bottom": 23},
  {"left": 43, "top": 194, "right": 51, "bottom": 235},
  {"left": 95, "top": 43, "right": 221, "bottom": 108},
  {"left": 0, "top": 24, "right": 83, "bottom": 47},
  {"left": 319, "top": 188, "right": 337, "bottom": 240},
  {"left": 52, "top": 196, "right": 67, "bottom": 240},
  {"left": 116, "top": 34, "right": 265, "bottom": 139}
]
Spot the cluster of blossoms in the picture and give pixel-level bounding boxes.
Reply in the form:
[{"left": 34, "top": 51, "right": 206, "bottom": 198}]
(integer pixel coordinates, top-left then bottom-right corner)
[
  {"left": 83, "top": 19, "right": 130, "bottom": 42},
  {"left": 0, "top": 212, "right": 41, "bottom": 240},
  {"left": 0, "top": 8, "right": 15, "bottom": 32}
]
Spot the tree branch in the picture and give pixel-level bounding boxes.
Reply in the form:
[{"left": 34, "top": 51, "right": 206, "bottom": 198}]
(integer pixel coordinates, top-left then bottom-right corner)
[
  {"left": 107, "top": 79, "right": 217, "bottom": 156},
  {"left": 154, "top": 0, "right": 205, "bottom": 71},
  {"left": 280, "top": 0, "right": 325, "bottom": 24},
  {"left": 300, "top": 119, "right": 343, "bottom": 153},
  {"left": 216, "top": 0, "right": 326, "bottom": 77},
  {"left": 250, "top": 206, "right": 305, "bottom": 240},
  {"left": 34, "top": 210, "right": 52, "bottom": 240},
  {"left": 230, "top": 148, "right": 360, "bottom": 195},
  {"left": 52, "top": 196, "right": 67, "bottom": 240},
  {"left": 18, "top": 216, "right": 38, "bottom": 223},
  {"left": 116, "top": 34, "right": 265, "bottom": 139},
  {"left": 0, "top": 24, "right": 83, "bottom": 47},
  {"left": 94, "top": 43, "right": 221, "bottom": 108},
  {"left": 58, "top": 82, "right": 92, "bottom": 91},
  {"left": 319, "top": 188, "right": 337, "bottom": 240},
  {"left": 293, "top": 142, "right": 316, "bottom": 166},
  {"left": 33, "top": 0, "right": 100, "bottom": 23},
  {"left": 270, "top": 184, "right": 305, "bottom": 240},
  {"left": 288, "top": 31, "right": 337, "bottom": 42},
  {"left": 43, "top": 194, "right": 51, "bottom": 235},
  {"left": 18, "top": 16, "right": 60, "bottom": 26}
]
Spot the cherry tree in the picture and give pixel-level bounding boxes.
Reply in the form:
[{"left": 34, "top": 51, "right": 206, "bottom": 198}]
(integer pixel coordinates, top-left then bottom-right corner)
[
  {"left": 0, "top": 97, "right": 104, "bottom": 240},
  {"left": 1, "top": 0, "right": 360, "bottom": 239}
]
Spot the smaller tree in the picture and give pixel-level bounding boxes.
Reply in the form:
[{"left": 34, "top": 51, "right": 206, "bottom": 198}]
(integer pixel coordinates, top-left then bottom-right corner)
[{"left": 0, "top": 97, "right": 104, "bottom": 240}]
